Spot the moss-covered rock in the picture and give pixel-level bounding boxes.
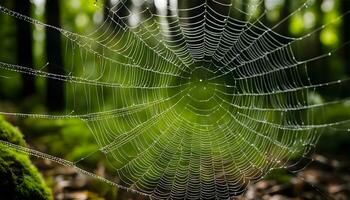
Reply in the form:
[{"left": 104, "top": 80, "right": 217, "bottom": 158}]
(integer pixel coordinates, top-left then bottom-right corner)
[
  {"left": 0, "top": 115, "right": 25, "bottom": 146},
  {"left": 0, "top": 116, "right": 53, "bottom": 200}
]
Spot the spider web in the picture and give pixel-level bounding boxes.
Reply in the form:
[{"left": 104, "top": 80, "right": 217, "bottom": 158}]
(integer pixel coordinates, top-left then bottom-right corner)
[{"left": 0, "top": 0, "right": 350, "bottom": 199}]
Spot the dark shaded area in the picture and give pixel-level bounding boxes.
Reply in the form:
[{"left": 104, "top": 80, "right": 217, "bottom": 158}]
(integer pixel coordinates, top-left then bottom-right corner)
[
  {"left": 343, "top": 0, "right": 350, "bottom": 77},
  {"left": 14, "top": 0, "right": 35, "bottom": 98},
  {"left": 45, "top": 0, "right": 65, "bottom": 112},
  {"left": 104, "top": 0, "right": 112, "bottom": 21},
  {"left": 279, "top": 0, "right": 291, "bottom": 36}
]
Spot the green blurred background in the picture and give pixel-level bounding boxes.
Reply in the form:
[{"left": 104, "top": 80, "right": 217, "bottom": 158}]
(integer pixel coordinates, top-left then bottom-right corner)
[{"left": 0, "top": 0, "right": 349, "bottom": 199}]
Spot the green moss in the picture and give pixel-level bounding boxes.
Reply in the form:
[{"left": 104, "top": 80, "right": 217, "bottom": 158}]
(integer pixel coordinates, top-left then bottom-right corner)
[
  {"left": 0, "top": 116, "right": 25, "bottom": 146},
  {"left": 0, "top": 116, "right": 53, "bottom": 200}
]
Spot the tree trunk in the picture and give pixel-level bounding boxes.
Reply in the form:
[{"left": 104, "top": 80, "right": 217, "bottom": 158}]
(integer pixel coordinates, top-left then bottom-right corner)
[
  {"left": 116, "top": 0, "right": 131, "bottom": 27},
  {"left": 104, "top": 0, "right": 111, "bottom": 21},
  {"left": 279, "top": 0, "right": 290, "bottom": 37},
  {"left": 45, "top": 0, "right": 64, "bottom": 111},
  {"left": 14, "top": 0, "right": 35, "bottom": 98}
]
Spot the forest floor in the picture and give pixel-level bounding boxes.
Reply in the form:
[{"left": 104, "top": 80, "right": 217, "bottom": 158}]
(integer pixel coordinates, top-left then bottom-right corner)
[{"left": 31, "top": 152, "right": 350, "bottom": 200}]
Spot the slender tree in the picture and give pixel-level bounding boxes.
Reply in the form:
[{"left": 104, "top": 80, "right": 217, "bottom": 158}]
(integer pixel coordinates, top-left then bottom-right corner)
[
  {"left": 279, "top": 0, "right": 291, "bottom": 37},
  {"left": 45, "top": 0, "right": 64, "bottom": 111},
  {"left": 14, "top": 0, "right": 35, "bottom": 98},
  {"left": 104, "top": 0, "right": 112, "bottom": 21}
]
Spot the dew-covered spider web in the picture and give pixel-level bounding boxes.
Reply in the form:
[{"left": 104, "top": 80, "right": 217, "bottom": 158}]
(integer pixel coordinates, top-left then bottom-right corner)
[{"left": 1, "top": 0, "right": 350, "bottom": 199}]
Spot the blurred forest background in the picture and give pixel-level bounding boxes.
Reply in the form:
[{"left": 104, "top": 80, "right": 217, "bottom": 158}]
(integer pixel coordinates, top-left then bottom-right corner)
[{"left": 0, "top": 0, "right": 349, "bottom": 199}]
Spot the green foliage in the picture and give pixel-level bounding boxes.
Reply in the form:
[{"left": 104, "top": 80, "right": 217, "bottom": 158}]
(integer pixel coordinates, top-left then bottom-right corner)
[
  {"left": 0, "top": 116, "right": 53, "bottom": 200},
  {"left": 21, "top": 118, "right": 101, "bottom": 168},
  {"left": 316, "top": 103, "right": 350, "bottom": 156}
]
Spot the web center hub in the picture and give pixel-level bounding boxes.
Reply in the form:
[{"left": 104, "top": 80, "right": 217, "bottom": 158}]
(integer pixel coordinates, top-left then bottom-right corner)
[{"left": 188, "top": 66, "right": 216, "bottom": 101}]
